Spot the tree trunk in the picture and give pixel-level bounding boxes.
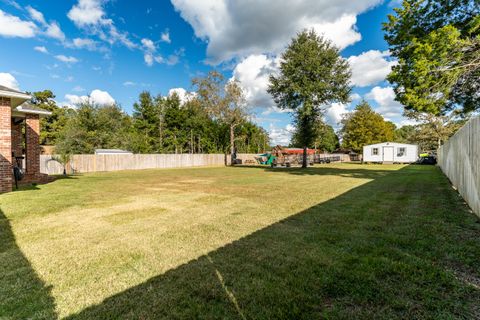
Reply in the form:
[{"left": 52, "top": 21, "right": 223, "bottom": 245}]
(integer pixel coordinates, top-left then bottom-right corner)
[
  {"left": 230, "top": 125, "right": 235, "bottom": 166},
  {"left": 302, "top": 146, "right": 308, "bottom": 168},
  {"left": 159, "top": 107, "right": 163, "bottom": 151}
]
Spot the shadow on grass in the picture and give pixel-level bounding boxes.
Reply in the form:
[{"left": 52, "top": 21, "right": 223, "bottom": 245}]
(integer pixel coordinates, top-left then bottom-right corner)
[
  {"left": 0, "top": 209, "right": 57, "bottom": 319},
  {"left": 13, "top": 174, "right": 80, "bottom": 193},
  {"left": 64, "top": 165, "right": 480, "bottom": 319},
  {"left": 234, "top": 163, "right": 397, "bottom": 179}
]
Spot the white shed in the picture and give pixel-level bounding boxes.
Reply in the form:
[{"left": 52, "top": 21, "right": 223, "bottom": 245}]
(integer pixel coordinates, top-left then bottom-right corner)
[{"left": 363, "top": 142, "right": 418, "bottom": 164}]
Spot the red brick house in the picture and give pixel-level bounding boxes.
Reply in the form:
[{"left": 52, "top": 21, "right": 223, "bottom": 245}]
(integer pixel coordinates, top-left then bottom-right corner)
[{"left": 0, "top": 85, "right": 51, "bottom": 193}]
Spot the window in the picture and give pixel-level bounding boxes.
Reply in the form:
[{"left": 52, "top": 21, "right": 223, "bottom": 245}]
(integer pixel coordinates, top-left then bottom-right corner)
[
  {"left": 372, "top": 148, "right": 379, "bottom": 156},
  {"left": 397, "top": 147, "right": 406, "bottom": 157}
]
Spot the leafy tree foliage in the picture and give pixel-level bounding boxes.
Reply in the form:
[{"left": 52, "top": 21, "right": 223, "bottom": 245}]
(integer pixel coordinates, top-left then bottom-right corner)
[
  {"left": 340, "top": 101, "right": 395, "bottom": 153},
  {"left": 404, "top": 111, "right": 465, "bottom": 151},
  {"left": 130, "top": 91, "right": 161, "bottom": 153},
  {"left": 268, "top": 29, "right": 351, "bottom": 167},
  {"left": 193, "top": 71, "right": 248, "bottom": 163},
  {"left": 384, "top": 0, "right": 480, "bottom": 115},
  {"left": 394, "top": 125, "right": 417, "bottom": 143},
  {"left": 291, "top": 117, "right": 339, "bottom": 152},
  {"left": 30, "top": 90, "right": 68, "bottom": 145},
  {"left": 55, "top": 86, "right": 268, "bottom": 155},
  {"left": 56, "top": 103, "right": 131, "bottom": 155}
]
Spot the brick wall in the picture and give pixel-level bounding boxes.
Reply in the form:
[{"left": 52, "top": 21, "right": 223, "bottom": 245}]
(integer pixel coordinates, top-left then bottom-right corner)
[
  {"left": 25, "top": 114, "right": 40, "bottom": 181},
  {"left": 11, "top": 120, "right": 23, "bottom": 158},
  {"left": 0, "top": 97, "right": 12, "bottom": 193}
]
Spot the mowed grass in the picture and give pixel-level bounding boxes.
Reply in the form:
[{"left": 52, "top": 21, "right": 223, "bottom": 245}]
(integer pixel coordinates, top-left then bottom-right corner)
[{"left": 1, "top": 164, "right": 479, "bottom": 319}]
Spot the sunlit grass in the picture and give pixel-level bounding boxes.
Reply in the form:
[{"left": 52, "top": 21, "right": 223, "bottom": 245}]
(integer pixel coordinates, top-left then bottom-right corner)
[{"left": 1, "top": 164, "right": 479, "bottom": 319}]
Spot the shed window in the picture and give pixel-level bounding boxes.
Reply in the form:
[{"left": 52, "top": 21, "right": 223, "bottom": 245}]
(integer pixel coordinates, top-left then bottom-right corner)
[
  {"left": 372, "top": 148, "right": 379, "bottom": 156},
  {"left": 397, "top": 147, "right": 406, "bottom": 157}
]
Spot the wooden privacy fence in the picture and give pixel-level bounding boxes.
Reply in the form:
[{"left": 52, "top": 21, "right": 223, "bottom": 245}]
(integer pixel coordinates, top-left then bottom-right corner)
[
  {"left": 41, "top": 154, "right": 227, "bottom": 175},
  {"left": 40, "top": 152, "right": 353, "bottom": 175},
  {"left": 438, "top": 116, "right": 480, "bottom": 217}
]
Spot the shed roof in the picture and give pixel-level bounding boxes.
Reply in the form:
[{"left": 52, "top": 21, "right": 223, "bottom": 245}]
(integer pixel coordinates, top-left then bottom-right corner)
[
  {"left": 363, "top": 142, "right": 418, "bottom": 148},
  {"left": 95, "top": 149, "right": 133, "bottom": 155}
]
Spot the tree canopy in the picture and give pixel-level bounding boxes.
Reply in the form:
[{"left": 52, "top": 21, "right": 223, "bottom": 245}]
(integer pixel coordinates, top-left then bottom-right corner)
[
  {"left": 268, "top": 29, "right": 351, "bottom": 166},
  {"left": 384, "top": 0, "right": 480, "bottom": 115},
  {"left": 340, "top": 101, "right": 395, "bottom": 153},
  {"left": 54, "top": 84, "right": 267, "bottom": 156}
]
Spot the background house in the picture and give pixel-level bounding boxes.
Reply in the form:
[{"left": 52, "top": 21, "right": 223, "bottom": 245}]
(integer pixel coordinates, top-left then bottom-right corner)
[{"left": 363, "top": 142, "right": 418, "bottom": 164}]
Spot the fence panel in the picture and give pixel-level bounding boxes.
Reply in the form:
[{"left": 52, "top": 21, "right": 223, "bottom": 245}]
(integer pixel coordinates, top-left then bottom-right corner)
[
  {"left": 438, "top": 116, "right": 480, "bottom": 216},
  {"left": 40, "top": 154, "right": 227, "bottom": 175}
]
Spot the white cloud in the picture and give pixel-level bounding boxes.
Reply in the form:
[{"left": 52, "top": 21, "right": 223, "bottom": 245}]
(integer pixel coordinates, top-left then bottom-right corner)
[
  {"left": 68, "top": 0, "right": 136, "bottom": 49},
  {"left": 45, "top": 21, "right": 66, "bottom": 41},
  {"left": 161, "top": 30, "right": 171, "bottom": 43},
  {"left": 0, "top": 72, "right": 20, "bottom": 90},
  {"left": 232, "top": 54, "right": 280, "bottom": 108},
  {"left": 141, "top": 38, "right": 156, "bottom": 51},
  {"left": 0, "top": 10, "right": 37, "bottom": 38},
  {"left": 72, "top": 37, "right": 97, "bottom": 50},
  {"left": 268, "top": 123, "right": 295, "bottom": 145},
  {"left": 5, "top": 1, "right": 21, "bottom": 10},
  {"left": 144, "top": 53, "right": 154, "bottom": 66},
  {"left": 34, "top": 46, "right": 48, "bottom": 54},
  {"left": 26, "top": 6, "right": 46, "bottom": 25},
  {"left": 64, "top": 93, "right": 87, "bottom": 106},
  {"left": 168, "top": 88, "right": 196, "bottom": 104},
  {"left": 347, "top": 50, "right": 397, "bottom": 87},
  {"left": 55, "top": 55, "right": 79, "bottom": 63},
  {"left": 366, "top": 86, "right": 403, "bottom": 118},
  {"left": 90, "top": 89, "right": 115, "bottom": 105},
  {"left": 261, "top": 105, "right": 291, "bottom": 116},
  {"left": 67, "top": 0, "right": 105, "bottom": 27},
  {"left": 325, "top": 103, "right": 350, "bottom": 127},
  {"left": 171, "top": 0, "right": 381, "bottom": 63},
  {"left": 65, "top": 76, "right": 74, "bottom": 82},
  {"left": 65, "top": 89, "right": 115, "bottom": 106},
  {"left": 26, "top": 6, "right": 66, "bottom": 42},
  {"left": 123, "top": 81, "right": 136, "bottom": 86}
]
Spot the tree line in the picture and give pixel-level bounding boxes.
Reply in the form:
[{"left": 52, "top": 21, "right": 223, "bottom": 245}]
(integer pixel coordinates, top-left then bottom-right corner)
[{"left": 34, "top": 73, "right": 269, "bottom": 157}]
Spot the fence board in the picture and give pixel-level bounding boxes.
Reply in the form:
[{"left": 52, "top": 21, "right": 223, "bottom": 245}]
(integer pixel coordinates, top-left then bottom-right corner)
[{"left": 438, "top": 116, "right": 480, "bottom": 217}]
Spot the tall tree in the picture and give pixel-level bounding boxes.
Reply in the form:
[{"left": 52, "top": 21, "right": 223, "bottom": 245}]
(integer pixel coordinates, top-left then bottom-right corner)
[
  {"left": 268, "top": 29, "right": 351, "bottom": 167},
  {"left": 193, "top": 71, "right": 248, "bottom": 164},
  {"left": 340, "top": 101, "right": 395, "bottom": 153},
  {"left": 30, "top": 90, "right": 68, "bottom": 145},
  {"left": 384, "top": 0, "right": 480, "bottom": 115},
  {"left": 405, "top": 110, "right": 465, "bottom": 150},
  {"left": 291, "top": 117, "right": 339, "bottom": 152},
  {"left": 131, "top": 91, "right": 161, "bottom": 153}
]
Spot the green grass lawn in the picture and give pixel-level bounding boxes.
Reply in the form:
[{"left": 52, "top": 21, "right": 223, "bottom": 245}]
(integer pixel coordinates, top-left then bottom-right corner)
[{"left": 1, "top": 164, "right": 479, "bottom": 319}]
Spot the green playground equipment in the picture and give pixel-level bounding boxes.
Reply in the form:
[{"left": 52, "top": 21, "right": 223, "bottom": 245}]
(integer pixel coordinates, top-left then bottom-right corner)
[{"left": 257, "top": 153, "right": 276, "bottom": 165}]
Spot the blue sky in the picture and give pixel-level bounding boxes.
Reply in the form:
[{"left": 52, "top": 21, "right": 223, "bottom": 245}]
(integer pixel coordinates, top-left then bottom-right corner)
[{"left": 0, "top": 0, "right": 408, "bottom": 144}]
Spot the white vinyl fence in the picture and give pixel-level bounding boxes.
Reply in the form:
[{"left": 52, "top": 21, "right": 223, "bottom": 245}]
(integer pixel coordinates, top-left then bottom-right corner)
[
  {"left": 41, "top": 154, "right": 227, "bottom": 175},
  {"left": 438, "top": 116, "right": 480, "bottom": 216}
]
